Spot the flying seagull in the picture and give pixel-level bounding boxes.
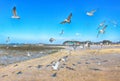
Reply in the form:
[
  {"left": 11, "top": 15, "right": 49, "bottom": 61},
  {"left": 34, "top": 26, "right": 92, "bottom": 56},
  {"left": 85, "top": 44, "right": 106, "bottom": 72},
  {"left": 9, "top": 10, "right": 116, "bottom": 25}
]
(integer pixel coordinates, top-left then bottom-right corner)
[
  {"left": 86, "top": 9, "right": 96, "bottom": 16},
  {"left": 97, "top": 21, "right": 106, "bottom": 30},
  {"left": 60, "top": 13, "right": 72, "bottom": 24},
  {"left": 97, "top": 25, "right": 108, "bottom": 38},
  {"left": 111, "top": 20, "right": 119, "bottom": 27},
  {"left": 11, "top": 6, "right": 20, "bottom": 19},
  {"left": 75, "top": 33, "right": 80, "bottom": 36},
  {"left": 6, "top": 37, "right": 10, "bottom": 49},
  {"left": 49, "top": 38, "right": 55, "bottom": 43},
  {"left": 6, "top": 37, "right": 10, "bottom": 44},
  {"left": 59, "top": 29, "right": 64, "bottom": 35}
]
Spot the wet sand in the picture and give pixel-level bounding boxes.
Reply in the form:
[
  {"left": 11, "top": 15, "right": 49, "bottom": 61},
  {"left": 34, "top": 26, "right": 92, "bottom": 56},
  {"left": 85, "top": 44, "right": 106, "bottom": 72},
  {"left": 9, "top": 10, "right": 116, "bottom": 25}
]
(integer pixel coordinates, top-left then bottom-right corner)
[
  {"left": 0, "top": 45, "right": 62, "bottom": 66},
  {"left": 0, "top": 45, "right": 120, "bottom": 81}
]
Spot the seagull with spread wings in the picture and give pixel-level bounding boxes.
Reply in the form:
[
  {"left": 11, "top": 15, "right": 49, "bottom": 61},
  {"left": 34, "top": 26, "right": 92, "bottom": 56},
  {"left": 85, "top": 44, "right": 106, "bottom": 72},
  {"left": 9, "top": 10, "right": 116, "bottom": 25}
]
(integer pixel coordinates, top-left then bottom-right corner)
[
  {"left": 60, "top": 13, "right": 72, "bottom": 24},
  {"left": 86, "top": 9, "right": 96, "bottom": 16},
  {"left": 111, "top": 20, "right": 119, "bottom": 27},
  {"left": 49, "top": 38, "right": 55, "bottom": 43},
  {"left": 97, "top": 25, "right": 108, "bottom": 38},
  {"left": 11, "top": 6, "right": 20, "bottom": 19},
  {"left": 59, "top": 29, "right": 64, "bottom": 35},
  {"left": 97, "top": 21, "right": 106, "bottom": 30}
]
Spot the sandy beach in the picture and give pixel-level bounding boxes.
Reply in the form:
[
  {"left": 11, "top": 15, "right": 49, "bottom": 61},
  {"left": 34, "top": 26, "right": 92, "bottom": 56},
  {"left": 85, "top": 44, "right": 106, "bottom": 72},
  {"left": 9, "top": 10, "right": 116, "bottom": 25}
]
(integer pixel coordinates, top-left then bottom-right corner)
[{"left": 0, "top": 45, "right": 120, "bottom": 81}]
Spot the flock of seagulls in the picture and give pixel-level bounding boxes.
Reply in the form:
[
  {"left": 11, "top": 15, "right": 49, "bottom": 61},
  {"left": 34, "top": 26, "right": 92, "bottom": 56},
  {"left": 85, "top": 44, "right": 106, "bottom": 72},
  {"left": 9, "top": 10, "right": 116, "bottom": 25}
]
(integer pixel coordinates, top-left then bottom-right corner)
[
  {"left": 49, "top": 8, "right": 116, "bottom": 43},
  {"left": 7, "top": 6, "right": 118, "bottom": 43}
]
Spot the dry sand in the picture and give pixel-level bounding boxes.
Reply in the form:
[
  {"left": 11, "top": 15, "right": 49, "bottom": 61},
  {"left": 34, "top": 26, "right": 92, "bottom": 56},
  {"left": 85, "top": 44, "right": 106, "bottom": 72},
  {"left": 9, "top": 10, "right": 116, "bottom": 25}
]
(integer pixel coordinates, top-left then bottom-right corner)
[{"left": 0, "top": 47, "right": 120, "bottom": 81}]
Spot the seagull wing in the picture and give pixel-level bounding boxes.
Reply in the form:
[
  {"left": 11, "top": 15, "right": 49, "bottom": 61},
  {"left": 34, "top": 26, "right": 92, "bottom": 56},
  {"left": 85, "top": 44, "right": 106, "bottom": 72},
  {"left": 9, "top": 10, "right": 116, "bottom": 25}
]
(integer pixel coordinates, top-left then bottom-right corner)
[
  {"left": 60, "top": 21, "right": 67, "bottom": 24},
  {"left": 67, "top": 13, "right": 72, "bottom": 20},
  {"left": 97, "top": 32, "right": 100, "bottom": 38},
  {"left": 97, "top": 30, "right": 102, "bottom": 38},
  {"left": 13, "top": 6, "right": 17, "bottom": 16},
  {"left": 60, "top": 30, "right": 64, "bottom": 35},
  {"left": 97, "top": 21, "right": 106, "bottom": 30},
  {"left": 102, "top": 25, "right": 108, "bottom": 30},
  {"left": 97, "top": 26, "right": 100, "bottom": 30},
  {"left": 91, "top": 9, "right": 96, "bottom": 14}
]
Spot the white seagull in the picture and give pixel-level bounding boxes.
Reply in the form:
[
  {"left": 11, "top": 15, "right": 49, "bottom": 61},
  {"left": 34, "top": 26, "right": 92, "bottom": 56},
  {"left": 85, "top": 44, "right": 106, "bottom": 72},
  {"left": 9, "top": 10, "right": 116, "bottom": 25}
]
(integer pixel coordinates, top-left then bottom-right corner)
[
  {"left": 111, "top": 20, "right": 119, "bottom": 27},
  {"left": 52, "top": 61, "right": 60, "bottom": 70},
  {"left": 60, "top": 13, "right": 72, "bottom": 24},
  {"left": 27, "top": 51, "right": 31, "bottom": 57},
  {"left": 6, "top": 37, "right": 10, "bottom": 44},
  {"left": 61, "top": 56, "right": 68, "bottom": 62},
  {"left": 11, "top": 6, "right": 20, "bottom": 19},
  {"left": 97, "top": 25, "right": 108, "bottom": 38},
  {"left": 97, "top": 21, "right": 106, "bottom": 30},
  {"left": 86, "top": 9, "right": 96, "bottom": 16}
]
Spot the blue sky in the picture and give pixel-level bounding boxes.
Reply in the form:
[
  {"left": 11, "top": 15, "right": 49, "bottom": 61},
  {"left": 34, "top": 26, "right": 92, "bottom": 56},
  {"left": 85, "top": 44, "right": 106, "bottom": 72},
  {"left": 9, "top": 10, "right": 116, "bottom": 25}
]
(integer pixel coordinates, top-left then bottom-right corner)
[{"left": 0, "top": 0, "right": 120, "bottom": 44}]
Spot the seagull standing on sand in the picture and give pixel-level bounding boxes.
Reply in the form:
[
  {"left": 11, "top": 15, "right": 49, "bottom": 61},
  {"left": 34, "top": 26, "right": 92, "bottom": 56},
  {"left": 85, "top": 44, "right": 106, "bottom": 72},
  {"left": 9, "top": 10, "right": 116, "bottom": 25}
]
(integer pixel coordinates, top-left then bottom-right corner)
[
  {"left": 60, "top": 13, "right": 72, "bottom": 24},
  {"left": 11, "top": 6, "right": 20, "bottom": 19},
  {"left": 52, "top": 60, "right": 60, "bottom": 70},
  {"left": 61, "top": 56, "right": 68, "bottom": 62},
  {"left": 86, "top": 9, "right": 96, "bottom": 16},
  {"left": 97, "top": 25, "right": 108, "bottom": 38},
  {"left": 27, "top": 51, "right": 31, "bottom": 57}
]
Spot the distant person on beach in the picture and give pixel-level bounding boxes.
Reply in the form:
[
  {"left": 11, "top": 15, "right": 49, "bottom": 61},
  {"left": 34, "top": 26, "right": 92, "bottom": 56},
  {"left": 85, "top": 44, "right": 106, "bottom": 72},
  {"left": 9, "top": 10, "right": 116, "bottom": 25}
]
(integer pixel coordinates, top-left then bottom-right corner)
[
  {"left": 84, "top": 42, "right": 90, "bottom": 49},
  {"left": 88, "top": 43, "right": 90, "bottom": 49},
  {"left": 72, "top": 43, "right": 77, "bottom": 50},
  {"left": 100, "top": 43, "right": 103, "bottom": 48}
]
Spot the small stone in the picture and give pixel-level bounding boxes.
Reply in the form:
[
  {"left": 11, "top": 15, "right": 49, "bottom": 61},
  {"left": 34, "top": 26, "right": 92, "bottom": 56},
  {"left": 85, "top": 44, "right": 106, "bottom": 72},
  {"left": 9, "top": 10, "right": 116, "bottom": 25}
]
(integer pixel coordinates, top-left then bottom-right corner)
[
  {"left": 89, "top": 68, "right": 101, "bottom": 71},
  {"left": 77, "top": 62, "right": 81, "bottom": 64},
  {"left": 51, "top": 72, "right": 57, "bottom": 77},
  {"left": 46, "top": 64, "right": 51, "bottom": 67},
  {"left": 102, "top": 60, "right": 108, "bottom": 62},
  {"left": 14, "top": 64, "right": 18, "bottom": 67},
  {"left": 66, "top": 66, "right": 75, "bottom": 71},
  {"left": 72, "top": 64, "right": 76, "bottom": 66},
  {"left": 28, "top": 66, "right": 32, "bottom": 68},
  {"left": 37, "top": 65, "right": 42, "bottom": 69},
  {"left": 85, "top": 62, "right": 90, "bottom": 64},
  {"left": 17, "top": 71, "right": 22, "bottom": 75},
  {"left": 2, "top": 75, "right": 8, "bottom": 77}
]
